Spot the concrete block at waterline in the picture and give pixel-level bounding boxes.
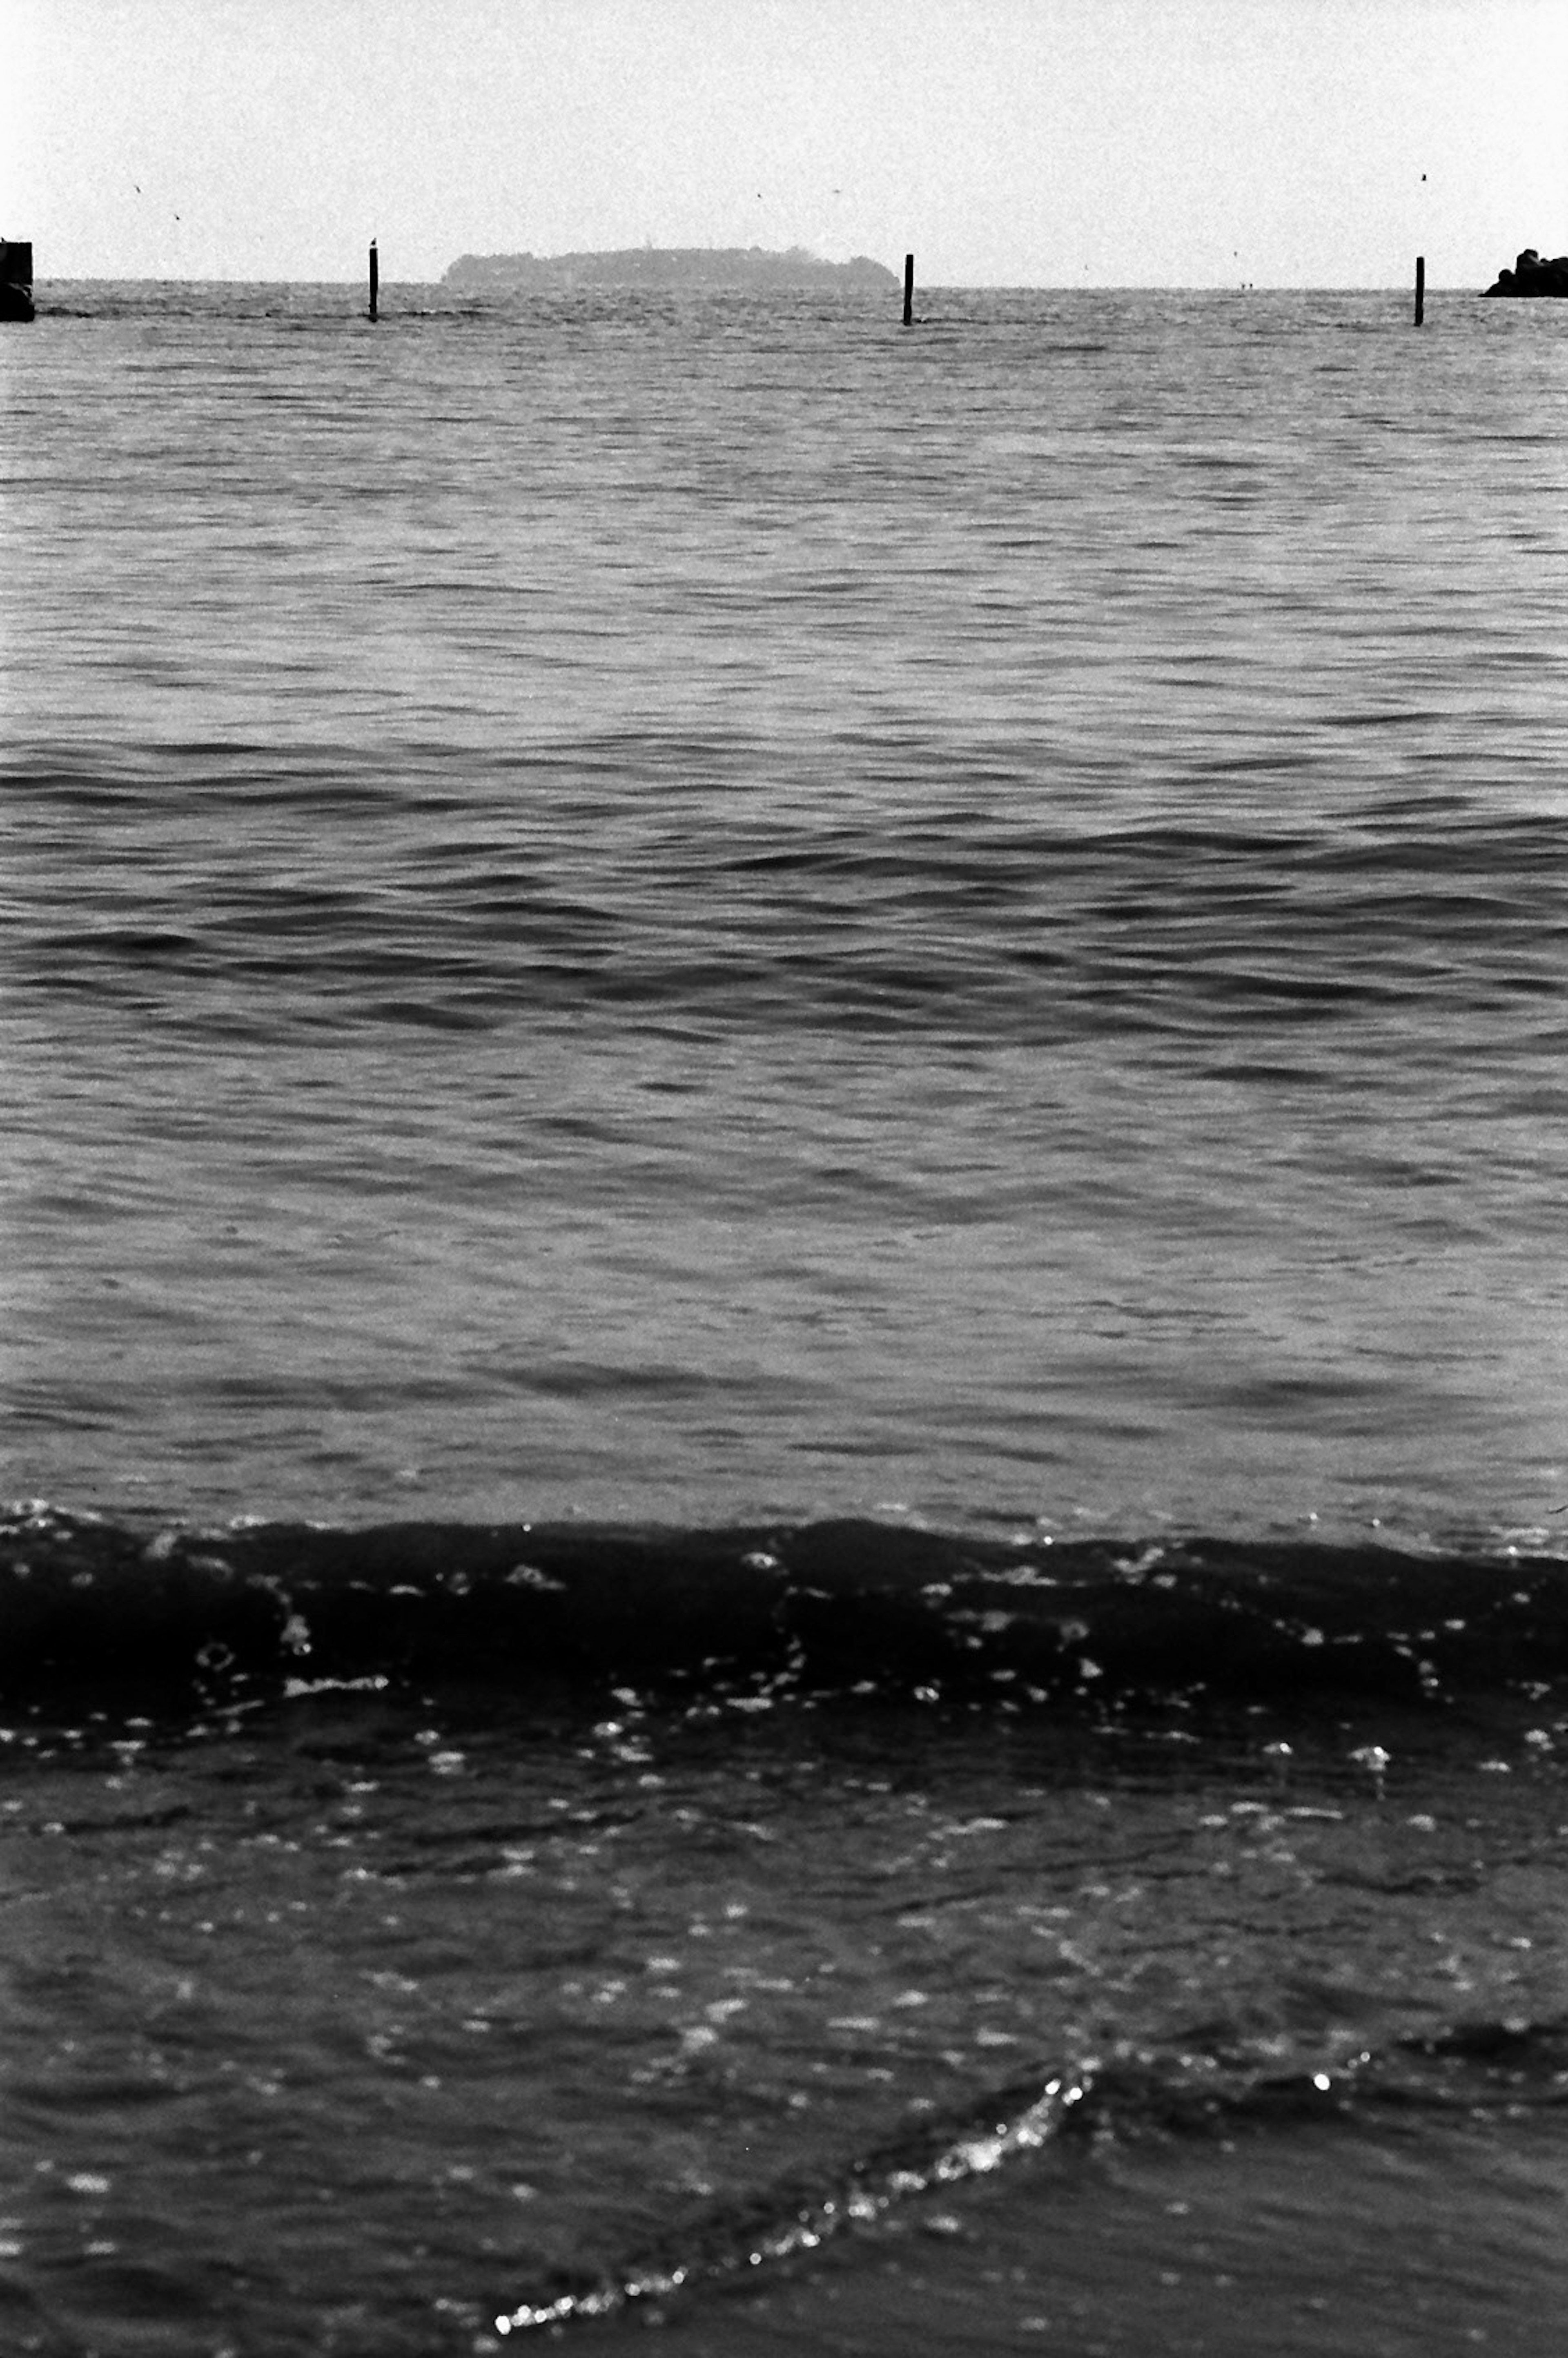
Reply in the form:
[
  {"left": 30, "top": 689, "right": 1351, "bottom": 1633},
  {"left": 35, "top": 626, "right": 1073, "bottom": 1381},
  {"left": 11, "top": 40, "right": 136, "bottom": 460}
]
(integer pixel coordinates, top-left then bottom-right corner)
[
  {"left": 0, "top": 240, "right": 34, "bottom": 322},
  {"left": 1483, "top": 247, "right": 1568, "bottom": 296}
]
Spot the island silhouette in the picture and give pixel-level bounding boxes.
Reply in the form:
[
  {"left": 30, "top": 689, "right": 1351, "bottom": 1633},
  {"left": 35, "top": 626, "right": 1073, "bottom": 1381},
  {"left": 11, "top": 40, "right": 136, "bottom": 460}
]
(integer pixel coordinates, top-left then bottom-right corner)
[{"left": 443, "top": 245, "right": 898, "bottom": 292}]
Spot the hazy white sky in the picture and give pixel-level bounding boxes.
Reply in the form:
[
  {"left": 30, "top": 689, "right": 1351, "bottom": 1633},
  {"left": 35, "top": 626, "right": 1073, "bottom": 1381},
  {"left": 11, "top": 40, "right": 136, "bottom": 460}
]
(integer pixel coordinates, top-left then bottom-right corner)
[{"left": 6, "top": 0, "right": 1564, "bottom": 286}]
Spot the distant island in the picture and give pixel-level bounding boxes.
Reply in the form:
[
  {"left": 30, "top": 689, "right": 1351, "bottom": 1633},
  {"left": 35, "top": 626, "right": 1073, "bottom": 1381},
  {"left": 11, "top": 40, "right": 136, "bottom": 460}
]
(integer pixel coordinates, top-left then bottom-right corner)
[
  {"left": 1483, "top": 247, "right": 1568, "bottom": 296},
  {"left": 442, "top": 246, "right": 899, "bottom": 293}
]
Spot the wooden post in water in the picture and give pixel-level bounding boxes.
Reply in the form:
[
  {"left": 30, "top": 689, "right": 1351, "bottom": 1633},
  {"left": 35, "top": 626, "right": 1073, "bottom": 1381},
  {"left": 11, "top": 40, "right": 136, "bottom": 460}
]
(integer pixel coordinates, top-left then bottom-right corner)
[
  {"left": 369, "top": 239, "right": 379, "bottom": 323},
  {"left": 1414, "top": 254, "right": 1424, "bottom": 326},
  {"left": 903, "top": 253, "right": 914, "bottom": 325}
]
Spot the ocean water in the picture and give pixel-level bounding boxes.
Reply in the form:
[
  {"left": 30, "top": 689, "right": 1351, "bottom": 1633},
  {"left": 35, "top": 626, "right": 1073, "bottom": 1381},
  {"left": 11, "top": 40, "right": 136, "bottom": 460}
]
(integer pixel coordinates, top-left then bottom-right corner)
[{"left": 1, "top": 279, "right": 1566, "bottom": 2356}]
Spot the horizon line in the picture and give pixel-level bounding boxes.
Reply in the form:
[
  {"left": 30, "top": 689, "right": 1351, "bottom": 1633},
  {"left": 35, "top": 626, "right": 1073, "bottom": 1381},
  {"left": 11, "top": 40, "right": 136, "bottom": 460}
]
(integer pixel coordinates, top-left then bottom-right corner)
[{"left": 31, "top": 275, "right": 1481, "bottom": 293}]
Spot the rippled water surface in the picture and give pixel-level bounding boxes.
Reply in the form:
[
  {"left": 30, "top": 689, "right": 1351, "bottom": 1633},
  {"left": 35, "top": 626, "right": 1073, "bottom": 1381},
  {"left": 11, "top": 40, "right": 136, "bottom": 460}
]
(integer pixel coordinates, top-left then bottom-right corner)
[
  {"left": 4, "top": 281, "right": 1566, "bottom": 1541},
  {"left": 2, "top": 281, "right": 1568, "bottom": 2358}
]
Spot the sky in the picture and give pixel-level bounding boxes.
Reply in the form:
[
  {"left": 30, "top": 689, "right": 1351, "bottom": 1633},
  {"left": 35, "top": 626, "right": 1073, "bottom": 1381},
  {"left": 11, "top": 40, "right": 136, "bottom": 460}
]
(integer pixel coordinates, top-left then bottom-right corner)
[{"left": 5, "top": 0, "right": 1565, "bottom": 287}]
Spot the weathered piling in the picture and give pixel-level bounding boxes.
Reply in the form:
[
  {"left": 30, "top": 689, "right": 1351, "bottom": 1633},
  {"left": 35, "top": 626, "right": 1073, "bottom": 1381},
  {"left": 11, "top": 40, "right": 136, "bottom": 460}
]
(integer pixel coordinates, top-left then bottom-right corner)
[
  {"left": 369, "top": 239, "right": 379, "bottom": 323},
  {"left": 903, "top": 253, "right": 914, "bottom": 325},
  {"left": 1414, "top": 254, "right": 1424, "bottom": 326}
]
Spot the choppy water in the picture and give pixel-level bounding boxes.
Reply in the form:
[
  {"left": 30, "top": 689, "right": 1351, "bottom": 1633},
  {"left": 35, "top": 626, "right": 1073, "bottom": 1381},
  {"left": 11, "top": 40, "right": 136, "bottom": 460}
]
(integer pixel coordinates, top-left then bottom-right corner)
[{"left": 1, "top": 281, "right": 1567, "bottom": 2355}]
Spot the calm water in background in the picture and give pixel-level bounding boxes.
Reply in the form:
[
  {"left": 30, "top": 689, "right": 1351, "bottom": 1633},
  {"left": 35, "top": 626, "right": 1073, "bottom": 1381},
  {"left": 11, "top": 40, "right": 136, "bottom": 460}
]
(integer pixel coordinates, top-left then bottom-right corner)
[
  {"left": 4, "top": 281, "right": 1566, "bottom": 1541},
  {"left": 1, "top": 283, "right": 1568, "bottom": 2358}
]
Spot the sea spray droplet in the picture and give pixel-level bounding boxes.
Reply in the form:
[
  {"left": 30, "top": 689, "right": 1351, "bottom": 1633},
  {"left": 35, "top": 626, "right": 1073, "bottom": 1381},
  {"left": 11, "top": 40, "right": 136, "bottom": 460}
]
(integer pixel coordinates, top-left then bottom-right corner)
[{"left": 507, "top": 1564, "right": 565, "bottom": 1591}]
